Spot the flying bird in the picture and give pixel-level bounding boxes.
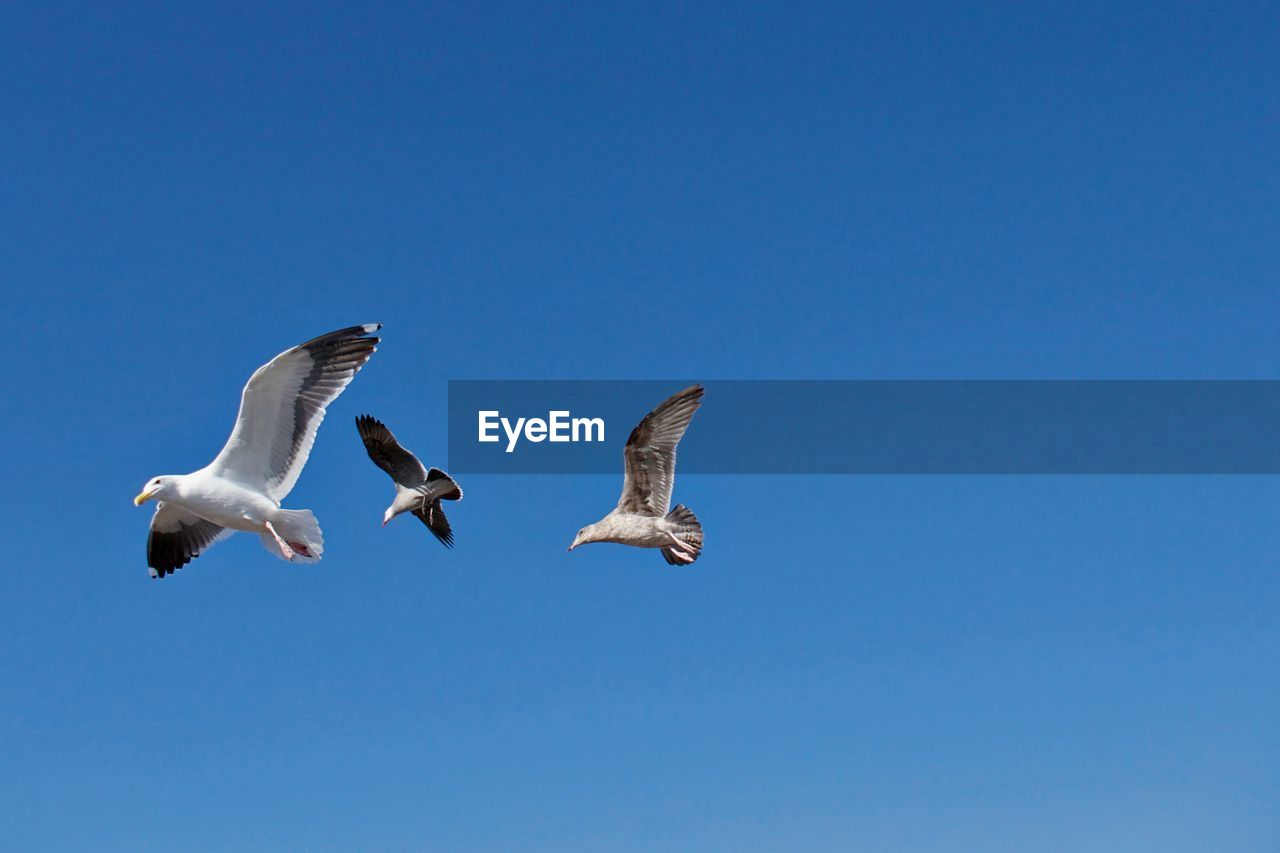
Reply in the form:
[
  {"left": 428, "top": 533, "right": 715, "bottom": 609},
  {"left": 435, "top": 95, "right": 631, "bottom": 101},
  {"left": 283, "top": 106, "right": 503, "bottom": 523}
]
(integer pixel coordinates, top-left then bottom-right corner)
[
  {"left": 568, "top": 384, "right": 704, "bottom": 564},
  {"left": 133, "top": 324, "right": 381, "bottom": 578},
  {"left": 356, "top": 415, "right": 463, "bottom": 547}
]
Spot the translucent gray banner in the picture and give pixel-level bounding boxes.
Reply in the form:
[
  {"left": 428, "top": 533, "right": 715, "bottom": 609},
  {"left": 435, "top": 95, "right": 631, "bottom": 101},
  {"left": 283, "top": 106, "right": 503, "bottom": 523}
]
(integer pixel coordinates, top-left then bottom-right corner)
[{"left": 447, "top": 381, "right": 1280, "bottom": 474}]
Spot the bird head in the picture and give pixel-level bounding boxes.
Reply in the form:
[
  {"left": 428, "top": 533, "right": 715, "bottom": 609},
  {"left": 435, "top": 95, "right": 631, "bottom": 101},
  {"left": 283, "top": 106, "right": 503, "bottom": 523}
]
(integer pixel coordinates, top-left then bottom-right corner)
[
  {"left": 382, "top": 506, "right": 396, "bottom": 527},
  {"left": 568, "top": 522, "right": 601, "bottom": 552},
  {"left": 134, "top": 476, "right": 174, "bottom": 506}
]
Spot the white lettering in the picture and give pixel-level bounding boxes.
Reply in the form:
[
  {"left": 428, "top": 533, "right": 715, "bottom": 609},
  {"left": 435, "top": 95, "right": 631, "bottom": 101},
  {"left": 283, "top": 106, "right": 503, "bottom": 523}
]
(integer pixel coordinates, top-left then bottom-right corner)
[
  {"left": 481, "top": 410, "right": 606, "bottom": 453},
  {"left": 478, "top": 411, "right": 500, "bottom": 443},
  {"left": 549, "top": 411, "right": 570, "bottom": 442},
  {"left": 502, "top": 416, "right": 526, "bottom": 453},
  {"left": 572, "top": 416, "right": 604, "bottom": 442}
]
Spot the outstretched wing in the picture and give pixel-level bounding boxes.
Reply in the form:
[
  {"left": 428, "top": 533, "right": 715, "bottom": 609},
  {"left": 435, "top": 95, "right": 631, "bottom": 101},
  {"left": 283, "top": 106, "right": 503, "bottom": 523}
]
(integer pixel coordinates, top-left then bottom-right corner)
[
  {"left": 411, "top": 500, "right": 455, "bottom": 548},
  {"left": 209, "top": 324, "right": 380, "bottom": 501},
  {"left": 617, "top": 385, "right": 704, "bottom": 517},
  {"left": 356, "top": 414, "right": 427, "bottom": 487},
  {"left": 147, "top": 503, "right": 234, "bottom": 578}
]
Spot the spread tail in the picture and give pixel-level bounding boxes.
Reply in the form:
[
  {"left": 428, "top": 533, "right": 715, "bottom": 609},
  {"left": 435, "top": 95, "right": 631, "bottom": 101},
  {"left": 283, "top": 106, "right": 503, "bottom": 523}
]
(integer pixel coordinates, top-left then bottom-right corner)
[
  {"left": 426, "top": 468, "right": 462, "bottom": 502},
  {"left": 260, "top": 509, "right": 325, "bottom": 563},
  {"left": 661, "top": 504, "right": 703, "bottom": 565}
]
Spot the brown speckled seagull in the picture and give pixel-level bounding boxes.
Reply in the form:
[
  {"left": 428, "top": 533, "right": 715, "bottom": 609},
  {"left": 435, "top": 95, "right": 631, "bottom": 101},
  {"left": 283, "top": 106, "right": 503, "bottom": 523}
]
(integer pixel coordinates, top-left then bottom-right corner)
[{"left": 568, "top": 384, "right": 704, "bottom": 565}]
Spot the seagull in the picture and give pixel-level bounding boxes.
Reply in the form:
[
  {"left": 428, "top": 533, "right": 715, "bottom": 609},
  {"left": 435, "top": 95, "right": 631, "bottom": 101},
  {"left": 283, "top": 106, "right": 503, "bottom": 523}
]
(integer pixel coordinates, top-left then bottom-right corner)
[
  {"left": 133, "top": 324, "right": 381, "bottom": 578},
  {"left": 355, "top": 415, "right": 463, "bottom": 547},
  {"left": 568, "top": 384, "right": 704, "bottom": 565}
]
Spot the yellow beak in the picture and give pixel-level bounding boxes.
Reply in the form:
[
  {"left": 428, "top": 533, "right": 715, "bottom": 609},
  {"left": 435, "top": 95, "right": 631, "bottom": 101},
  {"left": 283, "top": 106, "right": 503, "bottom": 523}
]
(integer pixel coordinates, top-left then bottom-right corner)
[{"left": 134, "top": 489, "right": 154, "bottom": 506}]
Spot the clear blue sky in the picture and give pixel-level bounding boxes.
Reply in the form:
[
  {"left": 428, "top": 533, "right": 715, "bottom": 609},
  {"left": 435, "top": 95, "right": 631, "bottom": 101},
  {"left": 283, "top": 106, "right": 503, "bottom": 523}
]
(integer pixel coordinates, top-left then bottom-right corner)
[{"left": 2, "top": 2, "right": 1278, "bottom": 850}]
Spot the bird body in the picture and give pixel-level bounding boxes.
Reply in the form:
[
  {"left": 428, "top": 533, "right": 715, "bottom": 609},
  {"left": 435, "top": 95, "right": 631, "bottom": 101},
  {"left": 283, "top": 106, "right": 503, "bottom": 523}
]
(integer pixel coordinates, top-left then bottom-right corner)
[
  {"left": 569, "top": 385, "right": 705, "bottom": 565},
  {"left": 387, "top": 475, "right": 460, "bottom": 519},
  {"left": 135, "top": 324, "right": 381, "bottom": 577},
  {"left": 152, "top": 472, "right": 279, "bottom": 532},
  {"left": 577, "top": 509, "right": 696, "bottom": 549}
]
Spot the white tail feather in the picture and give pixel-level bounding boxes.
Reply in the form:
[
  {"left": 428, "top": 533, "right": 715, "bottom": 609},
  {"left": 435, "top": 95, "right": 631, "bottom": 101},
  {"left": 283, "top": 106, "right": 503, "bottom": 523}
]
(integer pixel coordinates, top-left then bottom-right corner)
[{"left": 261, "top": 509, "right": 325, "bottom": 563}]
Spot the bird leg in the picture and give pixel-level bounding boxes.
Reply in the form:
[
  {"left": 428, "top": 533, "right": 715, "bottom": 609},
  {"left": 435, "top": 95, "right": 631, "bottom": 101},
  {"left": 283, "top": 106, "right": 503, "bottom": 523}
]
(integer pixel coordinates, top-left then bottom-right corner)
[
  {"left": 666, "top": 545, "right": 696, "bottom": 565},
  {"left": 666, "top": 532, "right": 696, "bottom": 557},
  {"left": 264, "top": 520, "right": 296, "bottom": 560}
]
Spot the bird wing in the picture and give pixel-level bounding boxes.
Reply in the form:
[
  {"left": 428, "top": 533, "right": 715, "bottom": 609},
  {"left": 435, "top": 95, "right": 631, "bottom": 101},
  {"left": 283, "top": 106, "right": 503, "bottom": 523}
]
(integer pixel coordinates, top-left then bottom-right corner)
[
  {"left": 411, "top": 500, "right": 455, "bottom": 548},
  {"left": 147, "top": 503, "right": 234, "bottom": 578},
  {"left": 617, "top": 385, "right": 704, "bottom": 516},
  {"left": 208, "top": 324, "right": 380, "bottom": 501},
  {"left": 356, "top": 414, "right": 427, "bottom": 487}
]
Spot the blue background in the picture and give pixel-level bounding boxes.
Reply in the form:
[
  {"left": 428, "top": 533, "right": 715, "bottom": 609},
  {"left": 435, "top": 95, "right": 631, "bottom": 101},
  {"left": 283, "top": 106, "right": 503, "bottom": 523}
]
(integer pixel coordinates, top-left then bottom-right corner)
[{"left": 2, "top": 2, "right": 1278, "bottom": 850}]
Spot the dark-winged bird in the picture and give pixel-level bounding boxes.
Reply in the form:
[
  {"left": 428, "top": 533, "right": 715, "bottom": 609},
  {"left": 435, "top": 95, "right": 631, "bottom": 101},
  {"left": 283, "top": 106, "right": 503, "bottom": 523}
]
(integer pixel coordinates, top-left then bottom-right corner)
[
  {"left": 356, "top": 415, "right": 463, "bottom": 547},
  {"left": 567, "top": 384, "right": 704, "bottom": 565}
]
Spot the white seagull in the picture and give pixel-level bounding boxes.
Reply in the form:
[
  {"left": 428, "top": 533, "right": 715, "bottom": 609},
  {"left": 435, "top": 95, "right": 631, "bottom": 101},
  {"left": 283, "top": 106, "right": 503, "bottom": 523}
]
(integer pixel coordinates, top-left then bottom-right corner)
[
  {"left": 134, "top": 324, "right": 381, "bottom": 578},
  {"left": 355, "top": 414, "right": 463, "bottom": 547},
  {"left": 568, "top": 385, "right": 705, "bottom": 565}
]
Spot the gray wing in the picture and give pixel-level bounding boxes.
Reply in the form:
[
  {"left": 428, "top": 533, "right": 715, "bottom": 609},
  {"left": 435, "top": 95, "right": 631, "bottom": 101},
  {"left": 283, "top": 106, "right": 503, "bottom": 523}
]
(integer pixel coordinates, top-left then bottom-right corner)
[
  {"left": 356, "top": 414, "right": 427, "bottom": 487},
  {"left": 411, "top": 500, "right": 455, "bottom": 548},
  {"left": 147, "top": 503, "right": 235, "bottom": 579},
  {"left": 209, "top": 324, "right": 380, "bottom": 501},
  {"left": 617, "top": 385, "right": 704, "bottom": 516}
]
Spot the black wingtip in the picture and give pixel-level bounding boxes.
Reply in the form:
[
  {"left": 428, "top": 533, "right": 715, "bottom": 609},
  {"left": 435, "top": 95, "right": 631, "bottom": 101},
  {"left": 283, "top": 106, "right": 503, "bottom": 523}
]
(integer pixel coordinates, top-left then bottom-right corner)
[
  {"left": 414, "top": 501, "right": 456, "bottom": 548},
  {"left": 355, "top": 413, "right": 387, "bottom": 436},
  {"left": 297, "top": 324, "right": 383, "bottom": 354}
]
